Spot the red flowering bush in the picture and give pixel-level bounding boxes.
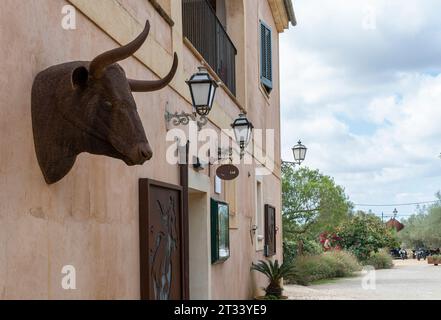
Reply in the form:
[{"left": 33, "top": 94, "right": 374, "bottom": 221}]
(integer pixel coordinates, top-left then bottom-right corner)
[{"left": 319, "top": 232, "right": 342, "bottom": 251}]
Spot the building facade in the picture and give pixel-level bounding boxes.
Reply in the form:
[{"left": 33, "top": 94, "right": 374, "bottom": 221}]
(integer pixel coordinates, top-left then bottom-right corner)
[{"left": 0, "top": 0, "right": 295, "bottom": 299}]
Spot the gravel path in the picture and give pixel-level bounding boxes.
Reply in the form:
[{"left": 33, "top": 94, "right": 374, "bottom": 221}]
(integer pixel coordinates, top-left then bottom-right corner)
[{"left": 285, "top": 259, "right": 441, "bottom": 300}]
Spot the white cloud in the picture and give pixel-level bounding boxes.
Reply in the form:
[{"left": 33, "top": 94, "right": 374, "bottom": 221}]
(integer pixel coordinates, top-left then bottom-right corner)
[
  {"left": 281, "top": 1, "right": 441, "bottom": 216},
  {"left": 367, "top": 96, "right": 399, "bottom": 124}
]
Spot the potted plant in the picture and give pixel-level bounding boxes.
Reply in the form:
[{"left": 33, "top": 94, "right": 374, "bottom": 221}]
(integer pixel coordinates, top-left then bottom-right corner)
[
  {"left": 251, "top": 259, "right": 295, "bottom": 300},
  {"left": 433, "top": 255, "right": 441, "bottom": 266}
]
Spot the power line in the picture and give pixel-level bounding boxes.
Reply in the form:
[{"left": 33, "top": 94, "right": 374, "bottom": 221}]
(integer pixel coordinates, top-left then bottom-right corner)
[
  {"left": 354, "top": 200, "right": 438, "bottom": 207},
  {"left": 381, "top": 214, "right": 416, "bottom": 217}
]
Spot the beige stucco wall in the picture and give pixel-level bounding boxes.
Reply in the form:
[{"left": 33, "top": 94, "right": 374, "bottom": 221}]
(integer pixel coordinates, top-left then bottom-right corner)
[
  {"left": 210, "top": 1, "right": 283, "bottom": 299},
  {"left": 0, "top": 0, "right": 284, "bottom": 299}
]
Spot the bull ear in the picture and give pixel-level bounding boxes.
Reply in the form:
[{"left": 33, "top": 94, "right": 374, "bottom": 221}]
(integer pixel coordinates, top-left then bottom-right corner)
[{"left": 72, "top": 66, "right": 89, "bottom": 89}]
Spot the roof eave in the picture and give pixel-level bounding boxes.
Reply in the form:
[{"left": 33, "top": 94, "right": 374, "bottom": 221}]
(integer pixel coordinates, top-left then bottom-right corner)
[{"left": 283, "top": 0, "right": 297, "bottom": 27}]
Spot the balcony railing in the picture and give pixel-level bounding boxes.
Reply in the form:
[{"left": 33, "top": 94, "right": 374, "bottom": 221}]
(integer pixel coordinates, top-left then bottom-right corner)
[{"left": 183, "top": 0, "right": 237, "bottom": 96}]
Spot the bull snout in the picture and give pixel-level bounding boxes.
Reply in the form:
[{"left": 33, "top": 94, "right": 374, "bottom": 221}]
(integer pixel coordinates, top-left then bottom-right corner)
[{"left": 129, "top": 142, "right": 153, "bottom": 165}]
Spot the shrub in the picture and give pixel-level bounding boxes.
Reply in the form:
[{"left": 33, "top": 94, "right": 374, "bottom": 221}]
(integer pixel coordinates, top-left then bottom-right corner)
[
  {"left": 287, "top": 250, "right": 361, "bottom": 286},
  {"left": 336, "top": 212, "right": 400, "bottom": 261},
  {"left": 332, "top": 250, "right": 363, "bottom": 273},
  {"left": 431, "top": 255, "right": 441, "bottom": 265},
  {"left": 251, "top": 260, "right": 295, "bottom": 298},
  {"left": 283, "top": 239, "right": 324, "bottom": 263},
  {"left": 363, "top": 250, "right": 394, "bottom": 269},
  {"left": 303, "top": 239, "right": 325, "bottom": 255}
]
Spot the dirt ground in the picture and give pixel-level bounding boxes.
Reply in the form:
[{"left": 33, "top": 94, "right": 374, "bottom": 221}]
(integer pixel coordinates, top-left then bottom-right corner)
[{"left": 285, "top": 259, "right": 441, "bottom": 300}]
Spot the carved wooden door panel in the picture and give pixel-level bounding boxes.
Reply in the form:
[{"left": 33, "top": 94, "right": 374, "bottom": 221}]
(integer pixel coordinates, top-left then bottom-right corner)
[{"left": 139, "top": 179, "right": 187, "bottom": 300}]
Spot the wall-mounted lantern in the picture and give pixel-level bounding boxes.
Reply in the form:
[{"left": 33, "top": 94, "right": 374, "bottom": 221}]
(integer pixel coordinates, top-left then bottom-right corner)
[
  {"left": 292, "top": 140, "right": 307, "bottom": 165},
  {"left": 282, "top": 140, "right": 307, "bottom": 168},
  {"left": 165, "top": 67, "right": 218, "bottom": 130},
  {"left": 231, "top": 114, "right": 254, "bottom": 158},
  {"left": 187, "top": 67, "right": 218, "bottom": 116}
]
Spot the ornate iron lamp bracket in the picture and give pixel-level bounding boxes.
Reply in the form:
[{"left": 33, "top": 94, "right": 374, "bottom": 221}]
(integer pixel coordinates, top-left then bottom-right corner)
[
  {"left": 281, "top": 160, "right": 298, "bottom": 168},
  {"left": 218, "top": 147, "right": 233, "bottom": 162},
  {"left": 164, "top": 110, "right": 208, "bottom": 131}
]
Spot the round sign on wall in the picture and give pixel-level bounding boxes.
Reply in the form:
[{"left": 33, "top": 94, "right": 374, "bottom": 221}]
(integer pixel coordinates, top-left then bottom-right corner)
[{"left": 216, "top": 164, "right": 239, "bottom": 181}]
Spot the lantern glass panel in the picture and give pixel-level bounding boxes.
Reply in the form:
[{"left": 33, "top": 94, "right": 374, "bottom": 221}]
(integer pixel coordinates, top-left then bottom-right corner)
[
  {"left": 299, "top": 147, "right": 307, "bottom": 161},
  {"left": 234, "top": 125, "right": 249, "bottom": 145},
  {"left": 292, "top": 147, "right": 301, "bottom": 162},
  {"left": 208, "top": 85, "right": 216, "bottom": 108},
  {"left": 191, "top": 82, "right": 211, "bottom": 106}
]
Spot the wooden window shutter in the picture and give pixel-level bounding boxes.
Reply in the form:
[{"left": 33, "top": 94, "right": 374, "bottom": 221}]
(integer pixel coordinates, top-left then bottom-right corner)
[
  {"left": 260, "top": 21, "right": 273, "bottom": 93},
  {"left": 264, "top": 204, "right": 276, "bottom": 257}
]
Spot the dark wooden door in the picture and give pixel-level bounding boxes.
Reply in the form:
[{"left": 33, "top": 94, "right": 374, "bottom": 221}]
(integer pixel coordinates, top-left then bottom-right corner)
[{"left": 139, "top": 179, "right": 188, "bottom": 300}]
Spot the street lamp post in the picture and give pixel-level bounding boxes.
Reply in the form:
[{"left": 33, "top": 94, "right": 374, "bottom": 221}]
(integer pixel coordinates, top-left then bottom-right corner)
[{"left": 282, "top": 140, "right": 307, "bottom": 168}]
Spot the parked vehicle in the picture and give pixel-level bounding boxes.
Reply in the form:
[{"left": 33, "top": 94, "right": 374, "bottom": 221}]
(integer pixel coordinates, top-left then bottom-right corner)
[
  {"left": 390, "top": 248, "right": 401, "bottom": 259},
  {"left": 399, "top": 248, "right": 408, "bottom": 260},
  {"left": 415, "top": 248, "right": 427, "bottom": 261},
  {"left": 390, "top": 248, "right": 409, "bottom": 260}
]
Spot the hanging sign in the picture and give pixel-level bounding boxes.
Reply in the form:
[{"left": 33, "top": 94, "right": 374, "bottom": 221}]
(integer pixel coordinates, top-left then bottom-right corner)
[{"left": 216, "top": 164, "right": 239, "bottom": 180}]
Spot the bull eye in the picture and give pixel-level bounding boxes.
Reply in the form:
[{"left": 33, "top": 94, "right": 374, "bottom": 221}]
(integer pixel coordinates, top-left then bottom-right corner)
[{"left": 103, "top": 101, "right": 113, "bottom": 108}]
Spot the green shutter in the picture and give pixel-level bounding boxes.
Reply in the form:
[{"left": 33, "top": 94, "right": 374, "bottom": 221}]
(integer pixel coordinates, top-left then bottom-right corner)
[{"left": 260, "top": 21, "right": 273, "bottom": 92}]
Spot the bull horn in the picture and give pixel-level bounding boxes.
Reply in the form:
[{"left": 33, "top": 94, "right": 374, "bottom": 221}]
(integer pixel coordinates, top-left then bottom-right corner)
[
  {"left": 128, "top": 53, "right": 178, "bottom": 92},
  {"left": 89, "top": 20, "right": 151, "bottom": 79}
]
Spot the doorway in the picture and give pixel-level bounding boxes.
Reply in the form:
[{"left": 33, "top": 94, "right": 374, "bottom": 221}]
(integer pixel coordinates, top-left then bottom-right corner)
[{"left": 188, "top": 170, "right": 212, "bottom": 299}]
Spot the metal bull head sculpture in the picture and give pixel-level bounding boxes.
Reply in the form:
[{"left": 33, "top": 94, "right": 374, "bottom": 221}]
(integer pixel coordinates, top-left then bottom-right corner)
[{"left": 31, "top": 21, "right": 178, "bottom": 184}]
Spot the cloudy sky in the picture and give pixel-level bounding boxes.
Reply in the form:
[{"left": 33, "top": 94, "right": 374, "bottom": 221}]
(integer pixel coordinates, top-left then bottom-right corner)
[{"left": 280, "top": 0, "right": 441, "bottom": 219}]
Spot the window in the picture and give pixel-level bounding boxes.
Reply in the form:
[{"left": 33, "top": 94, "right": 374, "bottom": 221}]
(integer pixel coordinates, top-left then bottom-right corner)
[
  {"left": 182, "top": 0, "right": 237, "bottom": 95},
  {"left": 208, "top": 0, "right": 227, "bottom": 28},
  {"left": 211, "top": 199, "right": 230, "bottom": 264},
  {"left": 260, "top": 21, "right": 273, "bottom": 93},
  {"left": 264, "top": 205, "right": 277, "bottom": 257}
]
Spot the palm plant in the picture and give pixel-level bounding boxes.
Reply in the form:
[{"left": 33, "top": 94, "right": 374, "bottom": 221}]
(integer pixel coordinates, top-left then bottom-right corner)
[{"left": 251, "top": 259, "right": 295, "bottom": 298}]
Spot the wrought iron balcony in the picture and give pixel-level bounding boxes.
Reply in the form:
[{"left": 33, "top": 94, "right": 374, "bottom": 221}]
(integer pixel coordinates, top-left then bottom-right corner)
[{"left": 183, "top": 0, "right": 237, "bottom": 96}]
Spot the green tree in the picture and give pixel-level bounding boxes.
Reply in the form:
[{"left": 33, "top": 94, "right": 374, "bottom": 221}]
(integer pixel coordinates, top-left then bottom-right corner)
[
  {"left": 282, "top": 165, "right": 353, "bottom": 255},
  {"left": 399, "top": 193, "right": 441, "bottom": 248},
  {"left": 336, "top": 211, "right": 399, "bottom": 261},
  {"left": 398, "top": 213, "right": 427, "bottom": 248}
]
